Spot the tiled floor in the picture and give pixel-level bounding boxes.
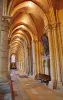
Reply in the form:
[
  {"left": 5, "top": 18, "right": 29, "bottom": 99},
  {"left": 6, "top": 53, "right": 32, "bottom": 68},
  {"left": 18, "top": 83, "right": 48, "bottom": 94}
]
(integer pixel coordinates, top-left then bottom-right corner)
[{"left": 11, "top": 70, "right": 63, "bottom": 100}]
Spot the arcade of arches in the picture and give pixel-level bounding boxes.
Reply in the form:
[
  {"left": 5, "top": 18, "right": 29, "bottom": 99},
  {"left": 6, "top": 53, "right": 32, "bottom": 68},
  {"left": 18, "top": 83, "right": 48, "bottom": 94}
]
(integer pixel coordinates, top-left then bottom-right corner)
[{"left": 0, "top": 0, "right": 63, "bottom": 99}]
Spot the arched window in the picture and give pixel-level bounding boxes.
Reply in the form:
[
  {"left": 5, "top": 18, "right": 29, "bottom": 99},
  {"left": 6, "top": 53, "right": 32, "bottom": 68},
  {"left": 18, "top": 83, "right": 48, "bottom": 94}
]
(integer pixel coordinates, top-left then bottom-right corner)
[{"left": 11, "top": 54, "right": 16, "bottom": 63}]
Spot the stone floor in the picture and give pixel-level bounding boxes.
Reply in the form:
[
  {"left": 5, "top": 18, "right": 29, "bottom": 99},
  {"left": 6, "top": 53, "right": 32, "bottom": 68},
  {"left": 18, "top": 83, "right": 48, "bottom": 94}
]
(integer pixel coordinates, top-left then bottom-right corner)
[
  {"left": 11, "top": 70, "right": 63, "bottom": 100},
  {"left": 0, "top": 81, "right": 12, "bottom": 100}
]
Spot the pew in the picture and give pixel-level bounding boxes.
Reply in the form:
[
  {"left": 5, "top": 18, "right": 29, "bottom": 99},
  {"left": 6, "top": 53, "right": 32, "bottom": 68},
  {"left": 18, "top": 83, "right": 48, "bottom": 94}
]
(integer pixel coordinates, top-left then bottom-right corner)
[{"left": 35, "top": 73, "right": 51, "bottom": 85}]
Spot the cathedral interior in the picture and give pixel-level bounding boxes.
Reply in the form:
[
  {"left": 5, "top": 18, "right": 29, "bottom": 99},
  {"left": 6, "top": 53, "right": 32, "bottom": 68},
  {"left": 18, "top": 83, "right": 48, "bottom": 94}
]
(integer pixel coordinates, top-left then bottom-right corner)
[{"left": 0, "top": 0, "right": 63, "bottom": 100}]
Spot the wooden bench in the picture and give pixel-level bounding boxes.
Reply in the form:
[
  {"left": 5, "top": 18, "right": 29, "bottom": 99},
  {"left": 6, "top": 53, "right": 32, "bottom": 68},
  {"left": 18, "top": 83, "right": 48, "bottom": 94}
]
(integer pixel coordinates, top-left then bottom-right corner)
[{"left": 35, "top": 73, "right": 51, "bottom": 85}]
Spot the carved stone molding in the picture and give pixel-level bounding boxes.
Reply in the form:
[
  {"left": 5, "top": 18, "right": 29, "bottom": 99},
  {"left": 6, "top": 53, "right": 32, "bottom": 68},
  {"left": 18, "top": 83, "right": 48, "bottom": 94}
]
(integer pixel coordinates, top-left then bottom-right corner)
[{"left": 44, "top": 22, "right": 61, "bottom": 33}]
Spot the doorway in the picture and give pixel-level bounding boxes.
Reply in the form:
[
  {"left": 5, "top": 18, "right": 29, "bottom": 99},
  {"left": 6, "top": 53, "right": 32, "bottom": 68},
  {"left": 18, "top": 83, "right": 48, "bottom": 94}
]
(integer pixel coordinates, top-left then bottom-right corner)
[{"left": 10, "top": 54, "right": 17, "bottom": 69}]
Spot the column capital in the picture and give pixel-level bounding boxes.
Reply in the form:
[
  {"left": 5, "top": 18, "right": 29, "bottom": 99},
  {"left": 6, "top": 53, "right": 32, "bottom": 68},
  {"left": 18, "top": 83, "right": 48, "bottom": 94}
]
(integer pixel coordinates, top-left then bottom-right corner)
[
  {"left": 1, "top": 15, "right": 11, "bottom": 31},
  {"left": 31, "top": 39, "right": 39, "bottom": 43},
  {"left": 50, "top": 22, "right": 60, "bottom": 29},
  {"left": 44, "top": 22, "right": 61, "bottom": 33},
  {"left": 2, "top": 15, "right": 11, "bottom": 22}
]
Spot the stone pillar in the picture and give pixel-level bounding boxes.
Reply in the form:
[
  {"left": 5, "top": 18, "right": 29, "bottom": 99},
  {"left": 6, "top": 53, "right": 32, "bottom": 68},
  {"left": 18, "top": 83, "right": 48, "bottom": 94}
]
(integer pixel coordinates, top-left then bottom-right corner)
[
  {"left": 0, "top": 17, "right": 9, "bottom": 82},
  {"left": 45, "top": 58, "right": 49, "bottom": 75},
  {"left": 32, "top": 40, "right": 37, "bottom": 76},
  {"left": 47, "top": 26, "right": 57, "bottom": 89},
  {"left": 47, "top": 23, "right": 62, "bottom": 88},
  {"left": 26, "top": 47, "right": 29, "bottom": 74},
  {"left": 32, "top": 40, "right": 40, "bottom": 76},
  {"left": 35, "top": 40, "right": 40, "bottom": 75},
  {"left": 28, "top": 46, "right": 32, "bottom": 75},
  {"left": 0, "top": 0, "right": 3, "bottom": 31},
  {"left": 8, "top": 50, "right": 11, "bottom": 72},
  {"left": 38, "top": 41, "right": 43, "bottom": 74},
  {"left": 56, "top": 23, "right": 63, "bottom": 84},
  {"left": 24, "top": 46, "right": 29, "bottom": 75},
  {"left": 17, "top": 47, "right": 26, "bottom": 75},
  {"left": 51, "top": 24, "right": 62, "bottom": 86},
  {"left": 56, "top": 11, "right": 63, "bottom": 84},
  {"left": 42, "top": 57, "right": 45, "bottom": 74}
]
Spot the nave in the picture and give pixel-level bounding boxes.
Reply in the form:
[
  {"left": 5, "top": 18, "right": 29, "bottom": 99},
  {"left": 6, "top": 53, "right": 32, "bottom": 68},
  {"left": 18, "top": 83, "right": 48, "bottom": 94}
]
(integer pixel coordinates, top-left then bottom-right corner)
[{"left": 0, "top": 0, "right": 63, "bottom": 100}]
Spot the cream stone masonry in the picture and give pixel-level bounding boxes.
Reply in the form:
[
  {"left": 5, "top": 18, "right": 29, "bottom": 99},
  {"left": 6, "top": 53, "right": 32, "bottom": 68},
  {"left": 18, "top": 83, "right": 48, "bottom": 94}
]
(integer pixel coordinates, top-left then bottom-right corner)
[
  {"left": 56, "top": 23, "right": 63, "bottom": 84},
  {"left": 0, "top": 17, "right": 9, "bottom": 81},
  {"left": 0, "top": 0, "right": 63, "bottom": 91},
  {"left": 51, "top": 24, "right": 61, "bottom": 83},
  {"left": 27, "top": 46, "right": 32, "bottom": 75},
  {"left": 47, "top": 25, "right": 57, "bottom": 89},
  {"left": 32, "top": 40, "right": 40, "bottom": 76},
  {"left": 46, "top": 23, "right": 63, "bottom": 89},
  {"left": 32, "top": 40, "right": 37, "bottom": 76}
]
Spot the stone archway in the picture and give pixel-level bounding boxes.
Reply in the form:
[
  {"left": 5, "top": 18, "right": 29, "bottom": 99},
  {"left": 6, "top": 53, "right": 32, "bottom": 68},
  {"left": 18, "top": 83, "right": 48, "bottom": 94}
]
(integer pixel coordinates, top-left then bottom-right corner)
[{"left": 10, "top": 54, "right": 16, "bottom": 69}]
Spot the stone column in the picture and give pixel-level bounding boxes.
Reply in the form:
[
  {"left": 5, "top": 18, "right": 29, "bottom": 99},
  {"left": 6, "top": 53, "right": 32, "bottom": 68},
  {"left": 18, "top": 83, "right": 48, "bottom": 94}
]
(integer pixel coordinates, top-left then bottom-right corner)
[
  {"left": 56, "top": 23, "right": 63, "bottom": 84},
  {"left": 47, "top": 26, "right": 57, "bottom": 89},
  {"left": 35, "top": 40, "right": 40, "bottom": 75},
  {"left": 17, "top": 47, "right": 25, "bottom": 75},
  {"left": 38, "top": 41, "right": 43, "bottom": 74},
  {"left": 51, "top": 24, "right": 61, "bottom": 83},
  {"left": 26, "top": 47, "right": 29, "bottom": 74},
  {"left": 0, "top": 17, "right": 9, "bottom": 82},
  {"left": 56, "top": 11, "right": 63, "bottom": 84},
  {"left": 45, "top": 58, "right": 49, "bottom": 75},
  {"left": 32, "top": 40, "right": 37, "bottom": 76},
  {"left": 32, "top": 40, "right": 40, "bottom": 76},
  {"left": 28, "top": 46, "right": 32, "bottom": 75},
  {"left": 0, "top": 0, "right": 3, "bottom": 30},
  {"left": 17, "top": 54, "right": 21, "bottom": 75},
  {"left": 17, "top": 53, "right": 22, "bottom": 75},
  {"left": 8, "top": 50, "right": 11, "bottom": 72},
  {"left": 24, "top": 46, "right": 29, "bottom": 75}
]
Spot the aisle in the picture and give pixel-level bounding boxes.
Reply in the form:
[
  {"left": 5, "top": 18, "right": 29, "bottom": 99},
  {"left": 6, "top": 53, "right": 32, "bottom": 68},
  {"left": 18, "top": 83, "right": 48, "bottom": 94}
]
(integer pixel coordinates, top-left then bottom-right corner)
[
  {"left": 11, "top": 70, "right": 63, "bottom": 100},
  {"left": 11, "top": 70, "right": 29, "bottom": 100}
]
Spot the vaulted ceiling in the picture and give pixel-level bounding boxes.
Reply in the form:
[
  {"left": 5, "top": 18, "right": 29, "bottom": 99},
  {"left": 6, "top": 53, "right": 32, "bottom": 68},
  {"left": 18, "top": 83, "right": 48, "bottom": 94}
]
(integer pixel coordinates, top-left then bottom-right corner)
[{"left": 8, "top": 0, "right": 63, "bottom": 55}]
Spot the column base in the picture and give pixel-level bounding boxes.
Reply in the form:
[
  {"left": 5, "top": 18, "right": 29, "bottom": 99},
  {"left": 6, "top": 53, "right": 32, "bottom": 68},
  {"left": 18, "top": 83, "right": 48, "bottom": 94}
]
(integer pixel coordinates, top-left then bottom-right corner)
[
  {"left": 17, "top": 71, "right": 28, "bottom": 76},
  {"left": 0, "top": 81, "right": 12, "bottom": 100},
  {"left": 57, "top": 81, "right": 63, "bottom": 90},
  {"left": 48, "top": 80, "right": 57, "bottom": 89},
  {"left": 28, "top": 74, "right": 35, "bottom": 78},
  {"left": 0, "top": 71, "right": 10, "bottom": 82}
]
